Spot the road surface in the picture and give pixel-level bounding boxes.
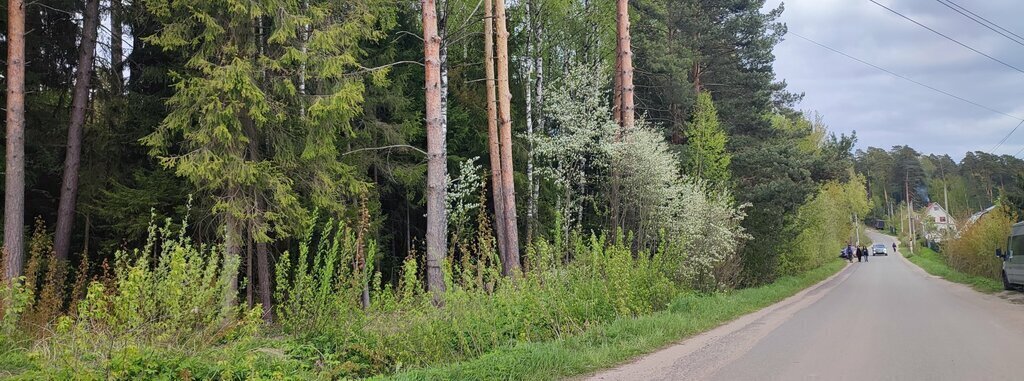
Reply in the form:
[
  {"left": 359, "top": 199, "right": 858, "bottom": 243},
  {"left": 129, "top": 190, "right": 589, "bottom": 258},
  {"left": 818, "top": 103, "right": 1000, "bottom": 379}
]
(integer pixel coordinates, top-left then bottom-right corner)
[{"left": 588, "top": 230, "right": 1024, "bottom": 381}]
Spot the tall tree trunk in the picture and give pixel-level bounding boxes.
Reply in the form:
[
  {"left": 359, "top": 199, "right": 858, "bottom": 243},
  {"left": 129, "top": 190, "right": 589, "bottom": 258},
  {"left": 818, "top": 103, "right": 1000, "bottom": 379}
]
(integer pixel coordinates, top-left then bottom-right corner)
[
  {"left": 3, "top": 0, "right": 26, "bottom": 281},
  {"left": 613, "top": 51, "right": 622, "bottom": 125},
  {"left": 244, "top": 112, "right": 273, "bottom": 321},
  {"left": 254, "top": 216, "right": 272, "bottom": 320},
  {"left": 484, "top": 0, "right": 509, "bottom": 261},
  {"left": 532, "top": 13, "right": 543, "bottom": 245},
  {"left": 439, "top": 0, "right": 449, "bottom": 141},
  {"left": 356, "top": 198, "right": 371, "bottom": 309},
  {"left": 524, "top": 0, "right": 535, "bottom": 246},
  {"left": 110, "top": 0, "right": 123, "bottom": 90},
  {"left": 494, "top": 0, "right": 520, "bottom": 276},
  {"left": 223, "top": 213, "right": 242, "bottom": 308},
  {"left": 246, "top": 229, "right": 254, "bottom": 309},
  {"left": 616, "top": 0, "right": 634, "bottom": 129},
  {"left": 53, "top": 0, "right": 102, "bottom": 263},
  {"left": 422, "top": 0, "right": 447, "bottom": 303}
]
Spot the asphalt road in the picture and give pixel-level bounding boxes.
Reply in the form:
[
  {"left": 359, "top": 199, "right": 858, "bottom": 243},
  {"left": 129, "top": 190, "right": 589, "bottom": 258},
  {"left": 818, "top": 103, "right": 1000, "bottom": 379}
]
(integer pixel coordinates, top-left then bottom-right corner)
[{"left": 588, "top": 230, "right": 1024, "bottom": 381}]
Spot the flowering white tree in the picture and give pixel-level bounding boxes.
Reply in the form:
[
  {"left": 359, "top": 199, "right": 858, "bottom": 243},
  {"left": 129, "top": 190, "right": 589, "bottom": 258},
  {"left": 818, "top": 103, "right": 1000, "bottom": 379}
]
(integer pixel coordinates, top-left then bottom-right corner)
[
  {"left": 534, "top": 64, "right": 617, "bottom": 234},
  {"left": 538, "top": 63, "right": 748, "bottom": 290}
]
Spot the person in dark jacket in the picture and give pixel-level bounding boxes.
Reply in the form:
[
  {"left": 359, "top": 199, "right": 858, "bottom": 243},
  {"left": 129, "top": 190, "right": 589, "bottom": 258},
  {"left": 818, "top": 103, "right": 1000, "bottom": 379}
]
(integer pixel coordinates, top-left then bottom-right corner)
[{"left": 861, "top": 245, "right": 869, "bottom": 262}]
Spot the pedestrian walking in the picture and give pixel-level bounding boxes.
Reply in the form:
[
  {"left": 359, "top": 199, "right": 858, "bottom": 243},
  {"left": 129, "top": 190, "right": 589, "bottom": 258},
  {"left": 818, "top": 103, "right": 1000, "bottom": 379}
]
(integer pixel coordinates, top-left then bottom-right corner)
[
  {"left": 893, "top": 242, "right": 897, "bottom": 252},
  {"left": 861, "top": 245, "right": 869, "bottom": 262}
]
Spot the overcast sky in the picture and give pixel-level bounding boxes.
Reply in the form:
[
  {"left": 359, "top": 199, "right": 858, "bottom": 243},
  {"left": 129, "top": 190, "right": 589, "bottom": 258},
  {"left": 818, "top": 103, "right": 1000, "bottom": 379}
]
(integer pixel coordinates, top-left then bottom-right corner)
[{"left": 764, "top": 0, "right": 1024, "bottom": 160}]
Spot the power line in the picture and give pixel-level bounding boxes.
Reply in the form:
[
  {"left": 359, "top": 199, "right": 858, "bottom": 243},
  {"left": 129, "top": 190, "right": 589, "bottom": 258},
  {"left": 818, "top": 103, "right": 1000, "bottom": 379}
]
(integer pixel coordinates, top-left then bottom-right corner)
[
  {"left": 941, "top": 0, "right": 1024, "bottom": 43},
  {"left": 992, "top": 119, "right": 1024, "bottom": 154},
  {"left": 867, "top": 0, "right": 1024, "bottom": 75},
  {"left": 934, "top": 0, "right": 1024, "bottom": 48},
  {"left": 787, "top": 32, "right": 1024, "bottom": 155},
  {"left": 788, "top": 32, "right": 1023, "bottom": 121}
]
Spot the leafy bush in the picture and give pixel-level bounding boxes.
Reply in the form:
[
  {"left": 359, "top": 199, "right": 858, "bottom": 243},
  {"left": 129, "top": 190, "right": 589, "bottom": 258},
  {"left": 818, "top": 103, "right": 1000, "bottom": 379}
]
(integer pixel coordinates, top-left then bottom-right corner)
[
  {"left": 9, "top": 214, "right": 267, "bottom": 378},
  {"left": 272, "top": 216, "right": 676, "bottom": 378},
  {"left": 944, "top": 206, "right": 1012, "bottom": 281}
]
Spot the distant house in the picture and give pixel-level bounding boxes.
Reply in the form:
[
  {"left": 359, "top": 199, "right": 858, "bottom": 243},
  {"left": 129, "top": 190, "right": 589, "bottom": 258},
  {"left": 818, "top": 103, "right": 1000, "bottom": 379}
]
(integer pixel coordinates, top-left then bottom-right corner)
[{"left": 922, "top": 202, "right": 956, "bottom": 241}]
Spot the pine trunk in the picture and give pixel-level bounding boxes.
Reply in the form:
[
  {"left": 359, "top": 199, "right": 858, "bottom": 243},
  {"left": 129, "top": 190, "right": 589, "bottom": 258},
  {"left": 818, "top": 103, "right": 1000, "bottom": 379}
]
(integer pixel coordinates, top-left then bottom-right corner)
[
  {"left": 484, "top": 0, "right": 509, "bottom": 261},
  {"left": 53, "top": 0, "right": 101, "bottom": 262},
  {"left": 494, "top": 0, "right": 520, "bottom": 276},
  {"left": 616, "top": 0, "right": 634, "bottom": 129},
  {"left": 422, "top": 0, "right": 448, "bottom": 303},
  {"left": 3, "top": 0, "right": 26, "bottom": 281},
  {"left": 110, "top": 0, "right": 123, "bottom": 90}
]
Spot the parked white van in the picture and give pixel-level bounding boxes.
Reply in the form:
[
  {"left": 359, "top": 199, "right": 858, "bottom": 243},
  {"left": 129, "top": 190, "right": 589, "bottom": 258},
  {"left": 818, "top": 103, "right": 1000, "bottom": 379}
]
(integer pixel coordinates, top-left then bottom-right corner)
[{"left": 995, "top": 222, "right": 1024, "bottom": 290}]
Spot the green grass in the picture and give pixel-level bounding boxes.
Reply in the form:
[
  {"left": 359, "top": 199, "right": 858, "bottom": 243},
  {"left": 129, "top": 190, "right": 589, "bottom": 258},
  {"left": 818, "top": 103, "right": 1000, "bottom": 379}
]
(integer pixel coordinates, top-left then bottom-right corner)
[
  {"left": 382, "top": 260, "right": 847, "bottom": 381},
  {"left": 905, "top": 246, "right": 1003, "bottom": 294}
]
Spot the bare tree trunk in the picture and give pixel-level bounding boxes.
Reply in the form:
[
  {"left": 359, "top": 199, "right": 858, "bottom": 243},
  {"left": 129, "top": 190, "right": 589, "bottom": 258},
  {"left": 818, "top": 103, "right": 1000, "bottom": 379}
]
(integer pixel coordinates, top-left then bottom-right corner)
[
  {"left": 300, "top": 1, "right": 308, "bottom": 94},
  {"left": 110, "top": 0, "right": 123, "bottom": 90},
  {"left": 532, "top": 13, "right": 543, "bottom": 244},
  {"left": 616, "top": 0, "right": 635, "bottom": 129},
  {"left": 3, "top": 0, "right": 26, "bottom": 281},
  {"left": 422, "top": 0, "right": 448, "bottom": 304},
  {"left": 53, "top": 0, "right": 102, "bottom": 262},
  {"left": 356, "top": 198, "right": 371, "bottom": 309},
  {"left": 494, "top": 0, "right": 520, "bottom": 276},
  {"left": 223, "top": 213, "right": 242, "bottom": 308},
  {"left": 484, "top": 0, "right": 509, "bottom": 262},
  {"left": 246, "top": 229, "right": 254, "bottom": 309},
  {"left": 439, "top": 0, "right": 449, "bottom": 141},
  {"left": 524, "top": 0, "right": 535, "bottom": 246},
  {"left": 255, "top": 226, "right": 272, "bottom": 320},
  {"left": 613, "top": 53, "right": 622, "bottom": 125}
]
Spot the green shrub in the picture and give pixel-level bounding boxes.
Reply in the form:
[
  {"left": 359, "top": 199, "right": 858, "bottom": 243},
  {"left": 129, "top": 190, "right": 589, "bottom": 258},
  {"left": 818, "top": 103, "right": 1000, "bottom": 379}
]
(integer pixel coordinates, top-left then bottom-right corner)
[{"left": 944, "top": 206, "right": 1012, "bottom": 281}]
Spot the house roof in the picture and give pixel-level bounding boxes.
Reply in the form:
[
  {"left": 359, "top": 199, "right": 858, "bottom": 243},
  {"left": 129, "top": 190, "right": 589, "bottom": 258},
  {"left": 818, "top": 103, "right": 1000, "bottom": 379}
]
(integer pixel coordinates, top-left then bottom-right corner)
[{"left": 967, "top": 205, "right": 997, "bottom": 225}]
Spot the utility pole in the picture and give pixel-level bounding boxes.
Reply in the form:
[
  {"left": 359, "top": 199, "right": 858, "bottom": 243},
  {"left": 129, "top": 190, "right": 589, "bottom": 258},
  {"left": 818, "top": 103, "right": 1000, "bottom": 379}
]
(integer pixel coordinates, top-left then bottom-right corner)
[
  {"left": 854, "top": 211, "right": 861, "bottom": 245},
  {"left": 905, "top": 169, "right": 914, "bottom": 255}
]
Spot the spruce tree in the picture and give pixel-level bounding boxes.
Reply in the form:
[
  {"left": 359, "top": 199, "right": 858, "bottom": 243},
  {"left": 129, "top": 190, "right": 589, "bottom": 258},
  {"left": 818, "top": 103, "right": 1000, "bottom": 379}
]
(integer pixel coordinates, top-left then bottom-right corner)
[
  {"left": 684, "top": 91, "right": 730, "bottom": 187},
  {"left": 142, "top": 0, "right": 394, "bottom": 307}
]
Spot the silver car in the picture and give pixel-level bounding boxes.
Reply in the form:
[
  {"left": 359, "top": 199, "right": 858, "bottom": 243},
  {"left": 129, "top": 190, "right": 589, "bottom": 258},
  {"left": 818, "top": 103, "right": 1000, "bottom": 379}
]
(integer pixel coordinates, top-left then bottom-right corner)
[{"left": 872, "top": 243, "right": 888, "bottom": 256}]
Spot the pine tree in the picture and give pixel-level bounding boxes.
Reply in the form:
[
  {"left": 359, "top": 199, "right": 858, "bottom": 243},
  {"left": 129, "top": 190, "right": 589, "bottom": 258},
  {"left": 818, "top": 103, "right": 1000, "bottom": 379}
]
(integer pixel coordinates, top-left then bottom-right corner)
[
  {"left": 53, "top": 0, "right": 102, "bottom": 262},
  {"left": 494, "top": 0, "right": 520, "bottom": 275},
  {"left": 3, "top": 0, "right": 27, "bottom": 281},
  {"left": 423, "top": 0, "right": 448, "bottom": 303}
]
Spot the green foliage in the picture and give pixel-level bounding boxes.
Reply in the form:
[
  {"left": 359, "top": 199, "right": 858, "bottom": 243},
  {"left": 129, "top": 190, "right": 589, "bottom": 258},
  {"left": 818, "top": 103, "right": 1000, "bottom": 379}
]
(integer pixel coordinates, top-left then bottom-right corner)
[
  {"left": 682, "top": 92, "right": 730, "bottom": 186},
  {"left": 142, "top": 0, "right": 397, "bottom": 239},
  {"left": 780, "top": 176, "right": 870, "bottom": 275},
  {"left": 907, "top": 246, "right": 1004, "bottom": 294},
  {"left": 11, "top": 215, "right": 264, "bottom": 377},
  {"left": 944, "top": 206, "right": 1013, "bottom": 281},
  {"left": 386, "top": 260, "right": 846, "bottom": 381},
  {"left": 270, "top": 211, "right": 678, "bottom": 378}
]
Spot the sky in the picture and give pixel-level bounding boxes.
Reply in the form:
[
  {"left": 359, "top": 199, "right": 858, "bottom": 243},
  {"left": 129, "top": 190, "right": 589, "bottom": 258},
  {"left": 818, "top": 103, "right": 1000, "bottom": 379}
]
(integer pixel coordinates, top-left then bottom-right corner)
[{"left": 763, "top": 0, "right": 1024, "bottom": 160}]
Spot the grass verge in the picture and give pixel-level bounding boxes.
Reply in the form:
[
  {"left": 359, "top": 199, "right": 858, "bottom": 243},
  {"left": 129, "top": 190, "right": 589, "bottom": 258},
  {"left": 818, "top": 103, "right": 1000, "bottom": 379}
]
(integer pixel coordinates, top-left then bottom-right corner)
[
  {"left": 382, "top": 260, "right": 847, "bottom": 381},
  {"left": 905, "top": 246, "right": 1003, "bottom": 294}
]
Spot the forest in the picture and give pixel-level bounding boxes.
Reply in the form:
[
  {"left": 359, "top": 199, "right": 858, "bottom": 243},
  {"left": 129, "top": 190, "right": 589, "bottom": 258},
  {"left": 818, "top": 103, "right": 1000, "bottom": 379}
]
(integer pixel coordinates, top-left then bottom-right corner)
[
  {"left": 855, "top": 146, "right": 1024, "bottom": 223},
  {"left": 0, "top": 0, "right": 868, "bottom": 378}
]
